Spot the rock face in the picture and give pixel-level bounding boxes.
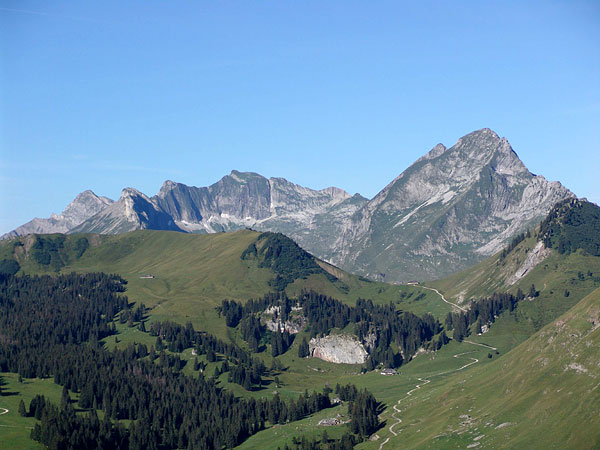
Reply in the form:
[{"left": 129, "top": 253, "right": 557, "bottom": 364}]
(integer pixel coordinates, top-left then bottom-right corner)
[
  {"left": 1, "top": 190, "right": 113, "bottom": 239},
  {"left": 263, "top": 305, "right": 306, "bottom": 334},
  {"left": 70, "top": 188, "right": 182, "bottom": 234},
  {"left": 309, "top": 334, "right": 368, "bottom": 364},
  {"left": 333, "top": 129, "right": 573, "bottom": 281},
  {"left": 3, "top": 129, "right": 574, "bottom": 282},
  {"left": 507, "top": 241, "right": 552, "bottom": 285}
]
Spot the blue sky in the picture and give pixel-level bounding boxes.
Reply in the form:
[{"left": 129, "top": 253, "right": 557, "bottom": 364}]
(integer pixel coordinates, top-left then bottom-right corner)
[{"left": 1, "top": 1, "right": 599, "bottom": 233}]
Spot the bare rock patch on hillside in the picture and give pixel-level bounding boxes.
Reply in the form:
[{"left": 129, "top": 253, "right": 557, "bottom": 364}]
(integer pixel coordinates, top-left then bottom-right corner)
[{"left": 309, "top": 334, "right": 368, "bottom": 364}]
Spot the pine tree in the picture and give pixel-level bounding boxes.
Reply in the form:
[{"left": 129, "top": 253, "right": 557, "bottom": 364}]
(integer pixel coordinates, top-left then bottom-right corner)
[
  {"left": 18, "top": 399, "right": 27, "bottom": 417},
  {"left": 60, "top": 386, "right": 70, "bottom": 410},
  {"left": 248, "top": 334, "right": 259, "bottom": 353},
  {"left": 529, "top": 283, "right": 538, "bottom": 298},
  {"left": 298, "top": 338, "right": 309, "bottom": 358},
  {"left": 439, "top": 330, "right": 449, "bottom": 345},
  {"left": 444, "top": 312, "right": 453, "bottom": 330},
  {"left": 271, "top": 332, "right": 281, "bottom": 357}
]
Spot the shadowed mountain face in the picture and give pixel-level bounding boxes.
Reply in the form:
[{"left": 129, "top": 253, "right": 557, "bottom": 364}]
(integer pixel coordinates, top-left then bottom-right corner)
[
  {"left": 3, "top": 129, "right": 573, "bottom": 281},
  {"left": 70, "top": 188, "right": 182, "bottom": 234}
]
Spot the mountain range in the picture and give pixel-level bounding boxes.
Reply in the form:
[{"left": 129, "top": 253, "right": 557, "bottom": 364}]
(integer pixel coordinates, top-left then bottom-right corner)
[
  {"left": 1, "top": 167, "right": 599, "bottom": 450},
  {"left": 3, "top": 128, "right": 573, "bottom": 281}
]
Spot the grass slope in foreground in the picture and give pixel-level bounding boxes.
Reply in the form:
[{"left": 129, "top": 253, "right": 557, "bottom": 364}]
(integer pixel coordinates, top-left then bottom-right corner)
[{"left": 357, "top": 286, "right": 600, "bottom": 450}]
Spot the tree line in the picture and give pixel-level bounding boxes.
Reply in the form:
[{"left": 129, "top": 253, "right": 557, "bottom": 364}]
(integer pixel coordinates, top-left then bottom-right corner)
[{"left": 445, "top": 291, "right": 524, "bottom": 341}]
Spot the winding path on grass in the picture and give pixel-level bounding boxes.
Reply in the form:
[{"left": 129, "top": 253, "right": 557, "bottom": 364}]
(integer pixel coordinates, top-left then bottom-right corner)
[
  {"left": 378, "top": 339, "right": 497, "bottom": 450},
  {"left": 420, "top": 286, "right": 467, "bottom": 312},
  {"left": 0, "top": 406, "right": 34, "bottom": 430},
  {"left": 378, "top": 286, "right": 497, "bottom": 448}
]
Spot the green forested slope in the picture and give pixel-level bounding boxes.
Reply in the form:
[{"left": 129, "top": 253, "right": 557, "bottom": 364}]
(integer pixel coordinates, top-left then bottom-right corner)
[
  {"left": 356, "top": 286, "right": 600, "bottom": 450},
  {"left": 430, "top": 200, "right": 600, "bottom": 333},
  {"left": 0, "top": 230, "right": 450, "bottom": 339}
]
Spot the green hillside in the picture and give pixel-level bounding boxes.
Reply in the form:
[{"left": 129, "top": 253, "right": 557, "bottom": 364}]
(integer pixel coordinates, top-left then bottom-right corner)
[
  {"left": 354, "top": 286, "right": 600, "bottom": 449},
  {"left": 0, "top": 230, "right": 451, "bottom": 339},
  {"left": 429, "top": 200, "right": 600, "bottom": 334}
]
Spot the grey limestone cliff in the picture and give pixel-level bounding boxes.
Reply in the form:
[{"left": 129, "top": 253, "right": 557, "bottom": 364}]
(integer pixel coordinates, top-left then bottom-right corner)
[{"left": 309, "top": 334, "right": 368, "bottom": 364}]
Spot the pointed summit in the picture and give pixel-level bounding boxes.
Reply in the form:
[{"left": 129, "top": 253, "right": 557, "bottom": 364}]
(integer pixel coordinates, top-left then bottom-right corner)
[
  {"left": 416, "top": 143, "right": 447, "bottom": 163},
  {"left": 159, "top": 179, "right": 178, "bottom": 192},
  {"left": 120, "top": 187, "right": 147, "bottom": 198},
  {"left": 335, "top": 128, "right": 573, "bottom": 282}
]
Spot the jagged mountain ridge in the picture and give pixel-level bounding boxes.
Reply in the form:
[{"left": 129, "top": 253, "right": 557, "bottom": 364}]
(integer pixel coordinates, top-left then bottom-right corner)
[
  {"left": 68, "top": 170, "right": 367, "bottom": 259},
  {"left": 153, "top": 171, "right": 358, "bottom": 234},
  {"left": 3, "top": 129, "right": 574, "bottom": 281},
  {"left": 70, "top": 187, "right": 182, "bottom": 234}
]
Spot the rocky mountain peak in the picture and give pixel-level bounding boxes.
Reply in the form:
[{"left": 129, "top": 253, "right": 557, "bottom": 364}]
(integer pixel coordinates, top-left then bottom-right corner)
[
  {"left": 427, "top": 128, "right": 529, "bottom": 179},
  {"left": 227, "top": 170, "right": 265, "bottom": 184},
  {"left": 158, "top": 180, "right": 178, "bottom": 194},
  {"left": 457, "top": 127, "right": 499, "bottom": 143},
  {"left": 1, "top": 190, "right": 114, "bottom": 239},
  {"left": 479, "top": 127, "right": 499, "bottom": 138},
  {"left": 452, "top": 128, "right": 502, "bottom": 156},
  {"left": 317, "top": 186, "right": 351, "bottom": 203},
  {"left": 60, "top": 190, "right": 114, "bottom": 223},
  {"left": 335, "top": 128, "right": 573, "bottom": 282},
  {"left": 416, "top": 143, "right": 447, "bottom": 163},
  {"left": 73, "top": 189, "right": 98, "bottom": 200},
  {"left": 120, "top": 187, "right": 147, "bottom": 199},
  {"left": 69, "top": 185, "right": 181, "bottom": 235}
]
